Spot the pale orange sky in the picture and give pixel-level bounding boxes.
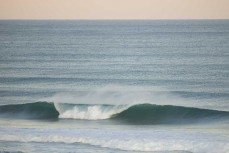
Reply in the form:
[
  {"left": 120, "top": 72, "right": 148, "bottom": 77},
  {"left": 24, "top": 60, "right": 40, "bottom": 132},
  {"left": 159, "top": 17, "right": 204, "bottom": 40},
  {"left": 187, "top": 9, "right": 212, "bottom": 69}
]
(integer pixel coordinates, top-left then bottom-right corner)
[{"left": 0, "top": 0, "right": 229, "bottom": 19}]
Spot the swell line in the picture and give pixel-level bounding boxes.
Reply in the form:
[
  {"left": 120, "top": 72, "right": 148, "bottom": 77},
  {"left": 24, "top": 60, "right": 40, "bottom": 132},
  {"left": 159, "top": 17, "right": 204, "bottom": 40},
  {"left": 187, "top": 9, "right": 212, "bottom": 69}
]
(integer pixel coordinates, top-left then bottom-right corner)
[{"left": 0, "top": 102, "right": 229, "bottom": 124}]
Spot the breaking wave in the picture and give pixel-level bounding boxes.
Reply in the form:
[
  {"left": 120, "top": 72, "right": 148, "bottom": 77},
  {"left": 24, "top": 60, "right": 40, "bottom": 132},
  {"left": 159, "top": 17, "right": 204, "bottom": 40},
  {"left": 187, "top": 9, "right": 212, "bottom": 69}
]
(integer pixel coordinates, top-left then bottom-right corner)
[
  {"left": 54, "top": 103, "right": 127, "bottom": 120},
  {"left": 0, "top": 102, "right": 229, "bottom": 124}
]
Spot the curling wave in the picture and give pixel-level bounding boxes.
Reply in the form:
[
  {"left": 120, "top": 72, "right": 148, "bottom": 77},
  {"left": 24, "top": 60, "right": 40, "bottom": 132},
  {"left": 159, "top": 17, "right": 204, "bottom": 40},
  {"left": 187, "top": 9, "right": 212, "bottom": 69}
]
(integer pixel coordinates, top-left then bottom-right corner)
[{"left": 0, "top": 102, "right": 229, "bottom": 124}]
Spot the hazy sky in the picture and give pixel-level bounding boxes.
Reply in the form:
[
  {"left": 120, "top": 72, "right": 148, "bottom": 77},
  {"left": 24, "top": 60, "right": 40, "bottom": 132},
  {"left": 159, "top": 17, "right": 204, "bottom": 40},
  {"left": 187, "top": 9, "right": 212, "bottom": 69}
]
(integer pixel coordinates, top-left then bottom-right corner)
[{"left": 0, "top": 0, "right": 229, "bottom": 19}]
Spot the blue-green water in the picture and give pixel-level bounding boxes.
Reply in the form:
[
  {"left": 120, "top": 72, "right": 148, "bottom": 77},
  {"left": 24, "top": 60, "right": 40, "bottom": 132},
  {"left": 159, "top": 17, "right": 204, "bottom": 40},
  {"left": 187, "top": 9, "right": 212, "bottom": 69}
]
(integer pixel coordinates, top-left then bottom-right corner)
[{"left": 0, "top": 20, "right": 229, "bottom": 153}]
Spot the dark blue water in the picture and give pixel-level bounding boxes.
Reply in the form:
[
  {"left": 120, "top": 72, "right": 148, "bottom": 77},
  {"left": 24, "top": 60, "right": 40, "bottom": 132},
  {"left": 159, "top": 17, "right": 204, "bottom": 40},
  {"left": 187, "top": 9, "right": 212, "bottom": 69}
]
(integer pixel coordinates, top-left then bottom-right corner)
[{"left": 0, "top": 20, "right": 229, "bottom": 153}]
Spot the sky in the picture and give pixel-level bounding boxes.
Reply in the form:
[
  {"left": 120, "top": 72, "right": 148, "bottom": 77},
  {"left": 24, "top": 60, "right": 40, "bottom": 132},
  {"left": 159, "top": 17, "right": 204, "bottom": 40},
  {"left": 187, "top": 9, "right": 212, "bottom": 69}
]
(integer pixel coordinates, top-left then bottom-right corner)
[{"left": 0, "top": 0, "right": 229, "bottom": 20}]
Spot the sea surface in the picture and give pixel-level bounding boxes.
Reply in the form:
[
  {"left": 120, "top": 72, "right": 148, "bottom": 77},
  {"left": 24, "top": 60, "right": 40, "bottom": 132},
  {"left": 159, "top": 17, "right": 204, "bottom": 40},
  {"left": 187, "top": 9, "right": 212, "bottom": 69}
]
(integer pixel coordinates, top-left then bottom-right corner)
[{"left": 0, "top": 20, "right": 229, "bottom": 153}]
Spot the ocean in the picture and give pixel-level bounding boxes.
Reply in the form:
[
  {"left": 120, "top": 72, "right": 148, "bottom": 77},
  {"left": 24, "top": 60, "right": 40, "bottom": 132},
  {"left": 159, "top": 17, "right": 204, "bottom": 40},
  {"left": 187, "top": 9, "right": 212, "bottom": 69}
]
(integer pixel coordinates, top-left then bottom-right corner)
[{"left": 0, "top": 20, "right": 229, "bottom": 153}]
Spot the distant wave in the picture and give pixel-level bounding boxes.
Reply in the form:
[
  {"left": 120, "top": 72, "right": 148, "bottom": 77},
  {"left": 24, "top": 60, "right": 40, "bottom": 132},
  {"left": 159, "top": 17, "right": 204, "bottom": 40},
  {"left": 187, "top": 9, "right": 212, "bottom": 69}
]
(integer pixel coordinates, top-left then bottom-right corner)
[{"left": 0, "top": 102, "right": 229, "bottom": 124}]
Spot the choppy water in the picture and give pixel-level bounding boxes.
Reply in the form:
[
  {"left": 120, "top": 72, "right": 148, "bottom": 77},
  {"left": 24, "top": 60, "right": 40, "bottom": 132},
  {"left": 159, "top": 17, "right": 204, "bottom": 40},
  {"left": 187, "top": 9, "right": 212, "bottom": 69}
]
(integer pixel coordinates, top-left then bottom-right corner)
[{"left": 0, "top": 20, "right": 229, "bottom": 153}]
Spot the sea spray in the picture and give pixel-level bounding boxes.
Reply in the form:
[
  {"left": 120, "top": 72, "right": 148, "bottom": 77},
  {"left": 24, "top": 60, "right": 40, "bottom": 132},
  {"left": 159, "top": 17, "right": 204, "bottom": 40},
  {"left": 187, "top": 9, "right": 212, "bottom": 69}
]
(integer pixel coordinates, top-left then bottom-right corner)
[{"left": 42, "top": 85, "right": 229, "bottom": 111}]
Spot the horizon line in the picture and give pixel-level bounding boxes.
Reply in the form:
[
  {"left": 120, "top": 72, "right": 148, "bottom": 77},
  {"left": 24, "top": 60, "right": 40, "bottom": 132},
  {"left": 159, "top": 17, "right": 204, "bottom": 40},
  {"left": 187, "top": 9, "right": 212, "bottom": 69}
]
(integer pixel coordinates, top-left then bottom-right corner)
[{"left": 0, "top": 18, "right": 229, "bottom": 21}]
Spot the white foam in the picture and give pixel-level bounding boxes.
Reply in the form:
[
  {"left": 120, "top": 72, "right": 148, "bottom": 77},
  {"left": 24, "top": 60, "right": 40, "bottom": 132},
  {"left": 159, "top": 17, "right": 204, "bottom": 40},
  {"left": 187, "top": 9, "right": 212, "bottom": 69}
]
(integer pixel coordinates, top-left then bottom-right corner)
[
  {"left": 1, "top": 127, "right": 229, "bottom": 153},
  {"left": 54, "top": 103, "right": 128, "bottom": 120}
]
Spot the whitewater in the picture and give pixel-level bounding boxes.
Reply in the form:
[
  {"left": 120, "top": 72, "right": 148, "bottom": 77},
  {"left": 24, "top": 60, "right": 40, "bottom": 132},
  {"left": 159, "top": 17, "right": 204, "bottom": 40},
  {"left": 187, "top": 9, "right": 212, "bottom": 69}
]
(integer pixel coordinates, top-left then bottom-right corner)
[{"left": 0, "top": 20, "right": 229, "bottom": 153}]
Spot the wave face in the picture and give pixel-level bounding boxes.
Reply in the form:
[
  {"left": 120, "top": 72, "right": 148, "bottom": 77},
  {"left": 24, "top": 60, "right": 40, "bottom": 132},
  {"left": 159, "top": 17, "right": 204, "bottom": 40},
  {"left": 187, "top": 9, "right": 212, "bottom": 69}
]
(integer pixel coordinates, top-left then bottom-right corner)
[
  {"left": 0, "top": 102, "right": 59, "bottom": 119},
  {"left": 0, "top": 102, "right": 229, "bottom": 124},
  {"left": 112, "top": 104, "right": 229, "bottom": 124}
]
